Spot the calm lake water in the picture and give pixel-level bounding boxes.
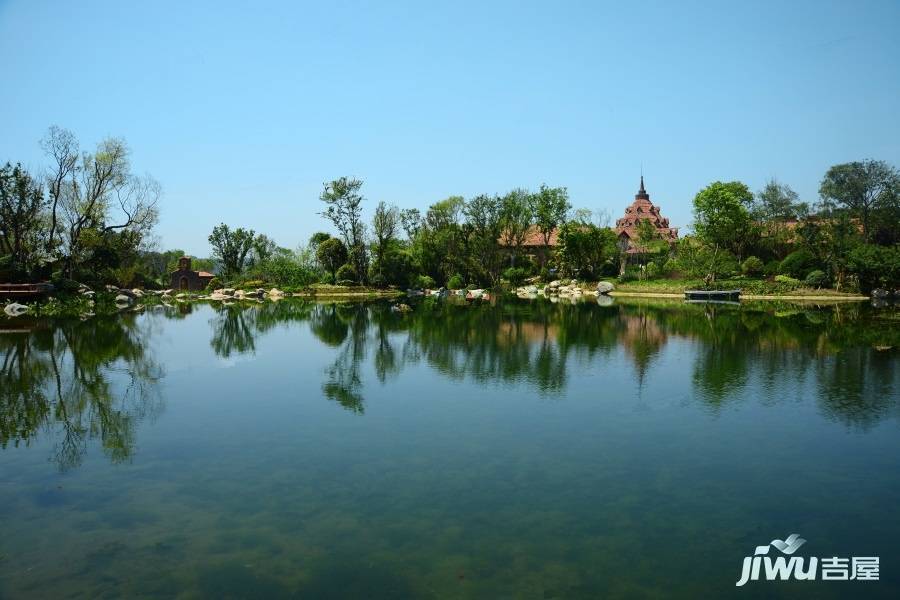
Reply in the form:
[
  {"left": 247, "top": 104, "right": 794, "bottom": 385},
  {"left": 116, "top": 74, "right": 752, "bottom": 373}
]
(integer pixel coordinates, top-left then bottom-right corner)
[{"left": 1, "top": 297, "right": 898, "bottom": 599}]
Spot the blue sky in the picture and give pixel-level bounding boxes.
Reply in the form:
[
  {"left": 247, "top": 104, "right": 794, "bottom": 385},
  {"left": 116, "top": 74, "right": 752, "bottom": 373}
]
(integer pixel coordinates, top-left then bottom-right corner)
[{"left": 2, "top": 0, "right": 899, "bottom": 256}]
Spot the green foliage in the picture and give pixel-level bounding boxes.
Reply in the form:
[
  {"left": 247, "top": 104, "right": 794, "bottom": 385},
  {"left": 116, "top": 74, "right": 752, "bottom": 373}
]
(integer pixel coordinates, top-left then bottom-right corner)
[
  {"left": 644, "top": 261, "right": 659, "bottom": 279},
  {"left": 673, "top": 237, "right": 739, "bottom": 281},
  {"left": 319, "top": 177, "right": 367, "bottom": 282},
  {"left": 778, "top": 249, "right": 818, "bottom": 279},
  {"left": 692, "top": 181, "right": 755, "bottom": 257},
  {"left": 662, "top": 258, "right": 679, "bottom": 276},
  {"left": 316, "top": 237, "right": 348, "bottom": 279},
  {"left": 555, "top": 222, "right": 619, "bottom": 279},
  {"left": 529, "top": 185, "right": 570, "bottom": 264},
  {"left": 774, "top": 274, "right": 801, "bottom": 287},
  {"left": 447, "top": 273, "right": 465, "bottom": 290},
  {"left": 819, "top": 160, "right": 900, "bottom": 242},
  {"left": 763, "top": 260, "right": 781, "bottom": 278},
  {"left": 0, "top": 162, "right": 46, "bottom": 281},
  {"left": 335, "top": 263, "right": 356, "bottom": 283},
  {"left": 804, "top": 270, "right": 828, "bottom": 288},
  {"left": 414, "top": 274, "right": 436, "bottom": 289},
  {"left": 503, "top": 266, "right": 528, "bottom": 286},
  {"left": 741, "top": 256, "right": 764, "bottom": 277},
  {"left": 847, "top": 244, "right": 900, "bottom": 292},
  {"left": 499, "top": 188, "right": 534, "bottom": 264},
  {"left": 208, "top": 223, "right": 256, "bottom": 277},
  {"left": 205, "top": 277, "right": 222, "bottom": 291}
]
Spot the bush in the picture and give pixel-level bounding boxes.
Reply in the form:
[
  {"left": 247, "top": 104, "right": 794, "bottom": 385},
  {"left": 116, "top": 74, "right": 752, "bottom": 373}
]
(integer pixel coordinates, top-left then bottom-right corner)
[
  {"left": 447, "top": 274, "right": 465, "bottom": 290},
  {"left": 414, "top": 274, "right": 436, "bottom": 289},
  {"left": 539, "top": 267, "right": 552, "bottom": 282},
  {"left": 847, "top": 244, "right": 900, "bottom": 293},
  {"left": 241, "top": 279, "right": 265, "bottom": 289},
  {"left": 503, "top": 266, "right": 528, "bottom": 286},
  {"left": 662, "top": 258, "right": 679, "bottom": 276},
  {"left": 336, "top": 279, "right": 356, "bottom": 286},
  {"left": 763, "top": 260, "right": 781, "bottom": 278},
  {"left": 804, "top": 270, "right": 828, "bottom": 288},
  {"left": 774, "top": 274, "right": 801, "bottom": 287},
  {"left": 205, "top": 277, "right": 222, "bottom": 291},
  {"left": 779, "top": 250, "right": 817, "bottom": 279},
  {"left": 644, "top": 261, "right": 659, "bottom": 279},
  {"left": 741, "top": 256, "right": 764, "bottom": 277},
  {"left": 335, "top": 263, "right": 356, "bottom": 284}
]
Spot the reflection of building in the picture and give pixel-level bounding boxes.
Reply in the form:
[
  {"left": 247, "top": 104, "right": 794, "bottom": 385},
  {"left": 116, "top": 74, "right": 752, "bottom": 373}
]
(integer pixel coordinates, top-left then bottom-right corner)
[
  {"left": 614, "top": 177, "right": 678, "bottom": 253},
  {"left": 169, "top": 256, "right": 215, "bottom": 291}
]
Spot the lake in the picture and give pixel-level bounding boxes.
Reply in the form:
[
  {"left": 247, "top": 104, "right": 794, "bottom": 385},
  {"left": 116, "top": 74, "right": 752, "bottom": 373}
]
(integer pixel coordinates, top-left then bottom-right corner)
[{"left": 1, "top": 297, "right": 898, "bottom": 599}]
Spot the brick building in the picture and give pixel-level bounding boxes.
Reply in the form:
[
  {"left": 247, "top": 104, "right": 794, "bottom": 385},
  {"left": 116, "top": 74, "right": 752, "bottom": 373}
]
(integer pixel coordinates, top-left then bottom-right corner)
[{"left": 169, "top": 256, "right": 215, "bottom": 291}]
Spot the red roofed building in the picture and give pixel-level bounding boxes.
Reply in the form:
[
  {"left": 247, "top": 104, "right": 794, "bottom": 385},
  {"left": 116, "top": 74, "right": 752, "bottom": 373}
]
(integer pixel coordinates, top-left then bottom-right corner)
[
  {"left": 614, "top": 177, "right": 678, "bottom": 253},
  {"left": 170, "top": 256, "right": 216, "bottom": 291}
]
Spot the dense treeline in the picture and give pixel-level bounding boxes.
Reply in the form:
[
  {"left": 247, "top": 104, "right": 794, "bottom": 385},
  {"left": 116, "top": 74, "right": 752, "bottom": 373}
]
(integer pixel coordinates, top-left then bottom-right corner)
[
  {"left": 215, "top": 163, "right": 898, "bottom": 293},
  {"left": 2, "top": 126, "right": 897, "bottom": 293},
  {"left": 1, "top": 127, "right": 160, "bottom": 286}
]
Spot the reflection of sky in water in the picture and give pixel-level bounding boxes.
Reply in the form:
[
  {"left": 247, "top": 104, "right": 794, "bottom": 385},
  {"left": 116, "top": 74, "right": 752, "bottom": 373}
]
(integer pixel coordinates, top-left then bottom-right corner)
[{"left": 0, "top": 299, "right": 898, "bottom": 599}]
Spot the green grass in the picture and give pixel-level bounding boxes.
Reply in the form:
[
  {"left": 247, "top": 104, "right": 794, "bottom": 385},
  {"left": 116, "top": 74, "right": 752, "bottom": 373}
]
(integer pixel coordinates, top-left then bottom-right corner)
[{"left": 607, "top": 277, "right": 863, "bottom": 296}]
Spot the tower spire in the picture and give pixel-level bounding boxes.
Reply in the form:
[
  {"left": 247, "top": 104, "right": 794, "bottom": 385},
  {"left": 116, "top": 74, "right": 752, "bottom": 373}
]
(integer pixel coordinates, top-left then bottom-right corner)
[{"left": 636, "top": 172, "right": 649, "bottom": 200}]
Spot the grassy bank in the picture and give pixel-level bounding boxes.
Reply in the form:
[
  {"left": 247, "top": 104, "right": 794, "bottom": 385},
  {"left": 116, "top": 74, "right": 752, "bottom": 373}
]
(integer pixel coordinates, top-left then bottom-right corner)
[{"left": 606, "top": 277, "right": 867, "bottom": 299}]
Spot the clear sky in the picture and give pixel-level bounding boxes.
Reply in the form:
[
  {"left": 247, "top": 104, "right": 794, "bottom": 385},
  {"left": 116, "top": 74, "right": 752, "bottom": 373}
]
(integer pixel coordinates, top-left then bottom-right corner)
[{"left": 2, "top": 0, "right": 899, "bottom": 256}]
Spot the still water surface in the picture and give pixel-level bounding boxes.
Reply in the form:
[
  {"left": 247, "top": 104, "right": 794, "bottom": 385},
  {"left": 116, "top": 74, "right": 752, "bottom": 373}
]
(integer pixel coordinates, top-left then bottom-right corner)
[{"left": 1, "top": 298, "right": 898, "bottom": 599}]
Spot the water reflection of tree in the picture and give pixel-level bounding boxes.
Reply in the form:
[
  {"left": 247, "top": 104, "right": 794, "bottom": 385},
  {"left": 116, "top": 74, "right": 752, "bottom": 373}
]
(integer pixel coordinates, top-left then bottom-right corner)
[
  {"left": 203, "top": 297, "right": 898, "bottom": 426},
  {"left": 209, "top": 301, "right": 315, "bottom": 358},
  {"left": 0, "top": 316, "right": 163, "bottom": 470}
]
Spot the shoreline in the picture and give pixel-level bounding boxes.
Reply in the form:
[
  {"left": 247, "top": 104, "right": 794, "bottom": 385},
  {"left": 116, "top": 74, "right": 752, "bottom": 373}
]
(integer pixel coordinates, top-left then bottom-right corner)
[{"left": 607, "top": 291, "right": 869, "bottom": 302}]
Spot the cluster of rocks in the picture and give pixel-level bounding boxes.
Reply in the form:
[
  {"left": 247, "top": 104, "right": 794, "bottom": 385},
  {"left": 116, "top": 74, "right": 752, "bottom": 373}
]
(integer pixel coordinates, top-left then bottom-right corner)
[
  {"left": 199, "top": 288, "right": 286, "bottom": 302},
  {"left": 406, "top": 287, "right": 492, "bottom": 301},
  {"left": 515, "top": 280, "right": 614, "bottom": 300}
]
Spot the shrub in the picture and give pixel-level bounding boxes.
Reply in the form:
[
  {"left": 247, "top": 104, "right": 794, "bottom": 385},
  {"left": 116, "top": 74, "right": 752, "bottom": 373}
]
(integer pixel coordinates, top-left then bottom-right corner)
[
  {"left": 414, "top": 274, "right": 436, "bottom": 289},
  {"left": 503, "top": 266, "right": 528, "bottom": 286},
  {"left": 539, "top": 267, "right": 552, "bottom": 282},
  {"left": 335, "top": 263, "right": 356, "bottom": 284},
  {"left": 662, "top": 258, "right": 679, "bottom": 276},
  {"left": 241, "top": 279, "right": 265, "bottom": 289},
  {"left": 447, "top": 274, "right": 465, "bottom": 290},
  {"left": 205, "top": 277, "right": 222, "bottom": 291},
  {"left": 774, "top": 274, "right": 801, "bottom": 287},
  {"left": 336, "top": 279, "right": 356, "bottom": 286},
  {"left": 644, "top": 261, "right": 660, "bottom": 279},
  {"left": 804, "top": 270, "right": 828, "bottom": 288},
  {"left": 779, "top": 250, "right": 817, "bottom": 279},
  {"left": 741, "top": 256, "right": 764, "bottom": 277},
  {"left": 847, "top": 244, "right": 900, "bottom": 293},
  {"left": 763, "top": 260, "right": 781, "bottom": 278}
]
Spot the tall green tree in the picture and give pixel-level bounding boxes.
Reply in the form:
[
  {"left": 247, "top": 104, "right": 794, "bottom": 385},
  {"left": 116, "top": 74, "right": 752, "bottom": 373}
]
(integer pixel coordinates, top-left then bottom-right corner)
[
  {"left": 752, "top": 178, "right": 808, "bottom": 259},
  {"left": 0, "top": 163, "right": 46, "bottom": 280},
  {"left": 208, "top": 223, "right": 256, "bottom": 277},
  {"left": 819, "top": 160, "right": 900, "bottom": 242},
  {"left": 529, "top": 184, "right": 570, "bottom": 266},
  {"left": 316, "top": 237, "right": 348, "bottom": 281},
  {"left": 499, "top": 188, "right": 533, "bottom": 267},
  {"left": 692, "top": 181, "right": 755, "bottom": 260},
  {"left": 41, "top": 128, "right": 159, "bottom": 279},
  {"left": 319, "top": 177, "right": 367, "bottom": 282},
  {"left": 463, "top": 194, "right": 503, "bottom": 285},
  {"left": 555, "top": 222, "right": 618, "bottom": 279},
  {"left": 370, "top": 201, "right": 401, "bottom": 286}
]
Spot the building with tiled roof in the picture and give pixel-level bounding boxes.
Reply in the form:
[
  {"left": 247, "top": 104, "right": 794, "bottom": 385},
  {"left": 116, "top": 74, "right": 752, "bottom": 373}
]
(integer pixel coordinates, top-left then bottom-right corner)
[{"left": 614, "top": 177, "right": 678, "bottom": 253}]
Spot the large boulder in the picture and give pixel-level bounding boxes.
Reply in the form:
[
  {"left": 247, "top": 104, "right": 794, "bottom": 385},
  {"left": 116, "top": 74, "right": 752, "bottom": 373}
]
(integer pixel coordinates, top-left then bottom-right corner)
[
  {"left": 466, "top": 289, "right": 484, "bottom": 300},
  {"left": 596, "top": 281, "right": 615, "bottom": 295},
  {"left": 114, "top": 294, "right": 133, "bottom": 305},
  {"left": 131, "top": 288, "right": 145, "bottom": 298},
  {"left": 548, "top": 280, "right": 562, "bottom": 289},
  {"left": 872, "top": 288, "right": 890, "bottom": 299},
  {"left": 4, "top": 303, "right": 30, "bottom": 317}
]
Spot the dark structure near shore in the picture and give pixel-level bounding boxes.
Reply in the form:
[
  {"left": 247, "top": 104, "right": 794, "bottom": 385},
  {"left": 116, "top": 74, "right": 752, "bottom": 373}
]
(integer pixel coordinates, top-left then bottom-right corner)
[{"left": 169, "top": 257, "right": 215, "bottom": 291}]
